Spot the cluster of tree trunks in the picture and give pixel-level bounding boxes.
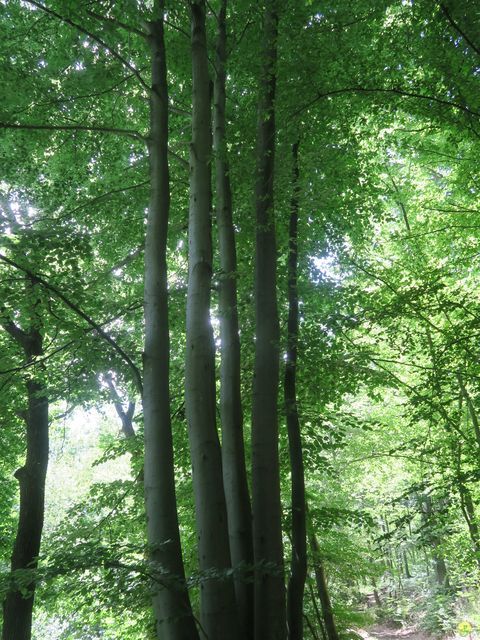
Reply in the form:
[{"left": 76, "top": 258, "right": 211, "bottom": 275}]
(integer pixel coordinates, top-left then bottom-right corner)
[
  {"left": 144, "top": 2, "right": 340, "bottom": 639},
  {"left": 1, "top": 2, "right": 341, "bottom": 640}
]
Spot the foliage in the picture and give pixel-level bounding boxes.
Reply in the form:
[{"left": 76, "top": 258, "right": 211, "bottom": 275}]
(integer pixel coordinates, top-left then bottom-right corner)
[{"left": 1, "top": 0, "right": 480, "bottom": 638}]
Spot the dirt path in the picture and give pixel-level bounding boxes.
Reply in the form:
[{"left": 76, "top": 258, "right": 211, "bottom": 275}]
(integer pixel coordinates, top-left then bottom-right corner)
[{"left": 357, "top": 625, "right": 428, "bottom": 640}]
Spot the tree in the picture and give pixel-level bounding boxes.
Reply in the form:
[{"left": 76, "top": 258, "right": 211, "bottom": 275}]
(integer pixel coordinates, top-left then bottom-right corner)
[
  {"left": 251, "top": 2, "right": 286, "bottom": 639},
  {"left": 1, "top": 283, "right": 48, "bottom": 640},
  {"left": 2, "top": 1, "right": 480, "bottom": 638},
  {"left": 143, "top": 3, "right": 199, "bottom": 638},
  {"left": 285, "top": 141, "right": 307, "bottom": 640},
  {"left": 213, "top": 2, "right": 254, "bottom": 637},
  {"left": 185, "top": 2, "right": 238, "bottom": 638}
]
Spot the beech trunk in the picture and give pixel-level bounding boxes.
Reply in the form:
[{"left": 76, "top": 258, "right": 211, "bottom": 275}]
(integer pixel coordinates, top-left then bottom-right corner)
[
  {"left": 309, "top": 523, "right": 339, "bottom": 640},
  {"left": 2, "top": 328, "right": 48, "bottom": 640},
  {"left": 186, "top": 2, "right": 239, "bottom": 638},
  {"left": 143, "top": 6, "right": 199, "bottom": 638},
  {"left": 285, "top": 142, "right": 307, "bottom": 640},
  {"left": 251, "top": 2, "right": 286, "bottom": 638},
  {"left": 213, "top": 2, "right": 254, "bottom": 637}
]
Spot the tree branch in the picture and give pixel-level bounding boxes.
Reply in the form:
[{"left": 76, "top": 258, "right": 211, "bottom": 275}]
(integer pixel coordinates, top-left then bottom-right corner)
[
  {"left": 0, "top": 302, "right": 142, "bottom": 376},
  {"left": 167, "top": 148, "right": 189, "bottom": 169},
  {"left": 0, "top": 121, "right": 144, "bottom": 142},
  {"left": 24, "top": 0, "right": 150, "bottom": 94},
  {"left": 104, "top": 372, "right": 136, "bottom": 438},
  {"left": 27, "top": 182, "right": 150, "bottom": 229},
  {"left": 0, "top": 253, "right": 143, "bottom": 395},
  {"left": 86, "top": 9, "right": 146, "bottom": 38},
  {"left": 290, "top": 85, "right": 480, "bottom": 120},
  {"left": 3, "top": 118, "right": 139, "bottom": 138},
  {"left": 440, "top": 3, "right": 480, "bottom": 59},
  {"left": 12, "top": 70, "right": 148, "bottom": 119},
  {"left": 0, "top": 316, "right": 29, "bottom": 348},
  {"left": 347, "top": 256, "right": 443, "bottom": 334}
]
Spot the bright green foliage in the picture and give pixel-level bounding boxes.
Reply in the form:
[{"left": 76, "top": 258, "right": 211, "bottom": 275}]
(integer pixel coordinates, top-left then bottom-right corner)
[{"left": 1, "top": 0, "right": 480, "bottom": 638}]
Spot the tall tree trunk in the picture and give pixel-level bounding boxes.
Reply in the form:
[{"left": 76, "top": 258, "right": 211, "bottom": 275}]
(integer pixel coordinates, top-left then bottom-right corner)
[
  {"left": 422, "top": 496, "right": 450, "bottom": 591},
  {"left": 381, "top": 516, "right": 394, "bottom": 571},
  {"left": 403, "top": 551, "right": 412, "bottom": 579},
  {"left": 2, "top": 327, "right": 48, "bottom": 640},
  {"left": 304, "top": 613, "right": 321, "bottom": 640},
  {"left": 306, "top": 574, "right": 327, "bottom": 640},
  {"left": 307, "top": 510, "right": 339, "bottom": 640},
  {"left": 143, "top": 6, "right": 199, "bottom": 638},
  {"left": 371, "top": 578, "right": 382, "bottom": 607},
  {"left": 251, "top": 1, "right": 285, "bottom": 639},
  {"left": 457, "top": 372, "right": 480, "bottom": 450},
  {"left": 285, "top": 141, "right": 307, "bottom": 640},
  {"left": 453, "top": 442, "right": 480, "bottom": 571},
  {"left": 186, "top": 2, "right": 239, "bottom": 638},
  {"left": 213, "top": 2, "right": 254, "bottom": 637},
  {"left": 458, "top": 481, "right": 480, "bottom": 570}
]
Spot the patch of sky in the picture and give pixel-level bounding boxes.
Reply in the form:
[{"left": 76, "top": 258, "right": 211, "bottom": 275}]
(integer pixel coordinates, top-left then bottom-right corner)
[{"left": 310, "top": 252, "right": 344, "bottom": 284}]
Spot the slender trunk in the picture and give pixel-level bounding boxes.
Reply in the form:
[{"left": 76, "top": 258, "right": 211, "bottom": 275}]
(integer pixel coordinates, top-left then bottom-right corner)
[
  {"left": 308, "top": 520, "right": 339, "bottom": 640},
  {"left": 371, "top": 578, "right": 382, "bottom": 607},
  {"left": 422, "top": 496, "right": 450, "bottom": 591},
  {"left": 457, "top": 372, "right": 480, "bottom": 450},
  {"left": 251, "top": 2, "right": 285, "bottom": 639},
  {"left": 454, "top": 446, "right": 480, "bottom": 571},
  {"left": 403, "top": 551, "right": 412, "bottom": 579},
  {"left": 105, "top": 373, "right": 136, "bottom": 438},
  {"left": 2, "top": 329, "right": 48, "bottom": 640},
  {"left": 382, "top": 517, "right": 394, "bottom": 571},
  {"left": 434, "top": 555, "right": 449, "bottom": 588},
  {"left": 186, "top": 3, "right": 238, "bottom": 638},
  {"left": 143, "top": 8, "right": 199, "bottom": 638},
  {"left": 213, "top": 2, "right": 254, "bottom": 637},
  {"left": 306, "top": 575, "right": 327, "bottom": 640},
  {"left": 313, "top": 563, "right": 338, "bottom": 640},
  {"left": 285, "top": 141, "right": 307, "bottom": 640},
  {"left": 303, "top": 614, "right": 321, "bottom": 640},
  {"left": 424, "top": 550, "right": 430, "bottom": 578},
  {"left": 451, "top": 440, "right": 480, "bottom": 571},
  {"left": 458, "top": 482, "right": 480, "bottom": 570}
]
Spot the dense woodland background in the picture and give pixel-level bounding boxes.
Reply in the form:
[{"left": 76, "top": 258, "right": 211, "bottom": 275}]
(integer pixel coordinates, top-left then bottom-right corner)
[{"left": 1, "top": 0, "right": 480, "bottom": 639}]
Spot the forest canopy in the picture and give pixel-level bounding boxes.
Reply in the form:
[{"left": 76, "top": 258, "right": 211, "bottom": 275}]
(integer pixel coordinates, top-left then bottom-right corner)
[{"left": 1, "top": 1, "right": 480, "bottom": 639}]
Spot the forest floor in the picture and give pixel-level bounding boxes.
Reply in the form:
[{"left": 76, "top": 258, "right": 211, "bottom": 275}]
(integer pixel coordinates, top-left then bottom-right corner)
[
  {"left": 359, "top": 624, "right": 432, "bottom": 640},
  {"left": 359, "top": 624, "right": 475, "bottom": 640}
]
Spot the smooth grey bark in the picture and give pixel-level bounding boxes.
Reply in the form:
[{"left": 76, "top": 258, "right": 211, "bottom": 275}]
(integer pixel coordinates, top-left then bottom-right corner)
[
  {"left": 143, "top": 6, "right": 199, "bottom": 638},
  {"left": 1, "top": 322, "right": 48, "bottom": 640},
  {"left": 285, "top": 141, "right": 307, "bottom": 640},
  {"left": 185, "top": 2, "right": 239, "bottom": 638},
  {"left": 213, "top": 2, "right": 254, "bottom": 637},
  {"left": 251, "top": 1, "right": 286, "bottom": 639}
]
